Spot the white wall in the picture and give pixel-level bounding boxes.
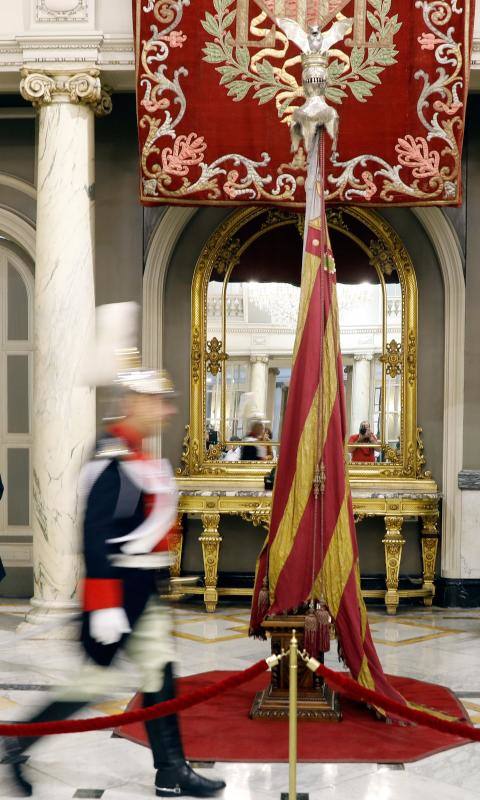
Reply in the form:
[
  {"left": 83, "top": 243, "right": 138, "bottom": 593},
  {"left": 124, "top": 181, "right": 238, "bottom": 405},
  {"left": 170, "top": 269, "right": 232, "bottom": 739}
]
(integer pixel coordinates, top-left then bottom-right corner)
[
  {"left": 0, "top": 0, "right": 133, "bottom": 36},
  {"left": 97, "top": 0, "right": 133, "bottom": 34},
  {"left": 0, "top": 0, "right": 135, "bottom": 91}
]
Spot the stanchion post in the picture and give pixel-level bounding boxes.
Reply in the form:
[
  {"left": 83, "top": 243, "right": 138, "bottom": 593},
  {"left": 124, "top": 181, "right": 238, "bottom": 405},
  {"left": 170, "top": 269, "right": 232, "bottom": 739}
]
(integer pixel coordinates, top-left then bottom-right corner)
[
  {"left": 289, "top": 629, "right": 298, "bottom": 799},
  {"left": 281, "top": 631, "right": 308, "bottom": 800}
]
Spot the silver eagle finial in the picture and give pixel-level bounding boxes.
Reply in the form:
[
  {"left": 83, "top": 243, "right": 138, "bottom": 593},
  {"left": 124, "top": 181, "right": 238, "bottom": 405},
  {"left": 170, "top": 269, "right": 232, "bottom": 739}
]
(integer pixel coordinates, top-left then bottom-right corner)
[{"left": 276, "top": 17, "right": 353, "bottom": 154}]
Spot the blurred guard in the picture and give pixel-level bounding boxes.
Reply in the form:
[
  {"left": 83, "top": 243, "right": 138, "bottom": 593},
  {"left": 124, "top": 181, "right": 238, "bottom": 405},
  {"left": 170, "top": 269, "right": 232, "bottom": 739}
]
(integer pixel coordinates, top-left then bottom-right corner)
[
  {"left": 4, "top": 303, "right": 225, "bottom": 798},
  {"left": 0, "top": 473, "right": 4, "bottom": 583}
]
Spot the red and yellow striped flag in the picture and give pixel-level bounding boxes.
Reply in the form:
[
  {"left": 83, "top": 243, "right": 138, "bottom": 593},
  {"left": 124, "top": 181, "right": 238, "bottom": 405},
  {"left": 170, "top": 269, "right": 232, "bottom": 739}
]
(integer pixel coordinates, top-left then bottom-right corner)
[{"left": 250, "top": 135, "right": 405, "bottom": 706}]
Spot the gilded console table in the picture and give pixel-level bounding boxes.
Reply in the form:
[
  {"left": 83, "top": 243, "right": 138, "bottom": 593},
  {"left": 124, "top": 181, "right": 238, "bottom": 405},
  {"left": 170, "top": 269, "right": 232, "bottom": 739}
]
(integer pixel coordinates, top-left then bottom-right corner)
[{"left": 175, "top": 479, "right": 441, "bottom": 615}]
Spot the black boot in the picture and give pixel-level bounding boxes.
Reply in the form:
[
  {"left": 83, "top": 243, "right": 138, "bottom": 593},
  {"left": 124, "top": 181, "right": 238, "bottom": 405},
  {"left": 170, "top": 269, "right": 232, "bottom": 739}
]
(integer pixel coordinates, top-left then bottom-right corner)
[
  {"left": 144, "top": 663, "right": 226, "bottom": 798},
  {"left": 1, "top": 737, "right": 32, "bottom": 797},
  {"left": 1, "top": 700, "right": 87, "bottom": 797},
  {"left": 154, "top": 763, "right": 226, "bottom": 798}
]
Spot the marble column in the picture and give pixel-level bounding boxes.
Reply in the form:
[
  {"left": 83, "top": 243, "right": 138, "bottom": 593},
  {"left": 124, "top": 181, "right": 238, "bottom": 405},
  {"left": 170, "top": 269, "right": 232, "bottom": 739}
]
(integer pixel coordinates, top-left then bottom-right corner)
[
  {"left": 266, "top": 368, "right": 279, "bottom": 428},
  {"left": 249, "top": 355, "right": 269, "bottom": 418},
  {"left": 350, "top": 354, "right": 372, "bottom": 435},
  {"left": 343, "top": 364, "right": 353, "bottom": 433},
  {"left": 20, "top": 70, "right": 111, "bottom": 632}
]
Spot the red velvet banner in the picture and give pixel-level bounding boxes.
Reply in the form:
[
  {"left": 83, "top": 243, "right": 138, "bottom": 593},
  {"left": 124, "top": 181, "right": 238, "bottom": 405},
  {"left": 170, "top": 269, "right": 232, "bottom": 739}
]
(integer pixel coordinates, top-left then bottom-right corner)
[{"left": 133, "top": 1, "right": 474, "bottom": 207}]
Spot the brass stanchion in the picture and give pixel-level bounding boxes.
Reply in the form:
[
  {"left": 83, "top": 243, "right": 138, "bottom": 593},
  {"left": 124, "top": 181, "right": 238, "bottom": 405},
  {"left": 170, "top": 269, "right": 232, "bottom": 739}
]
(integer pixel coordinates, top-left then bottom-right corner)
[
  {"left": 289, "top": 629, "right": 298, "bottom": 799},
  {"left": 281, "top": 630, "right": 309, "bottom": 800}
]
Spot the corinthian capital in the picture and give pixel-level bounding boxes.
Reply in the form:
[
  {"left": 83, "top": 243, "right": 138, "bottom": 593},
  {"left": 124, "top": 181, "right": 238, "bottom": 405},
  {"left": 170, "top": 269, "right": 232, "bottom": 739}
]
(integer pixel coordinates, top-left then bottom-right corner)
[{"left": 20, "top": 69, "right": 110, "bottom": 113}]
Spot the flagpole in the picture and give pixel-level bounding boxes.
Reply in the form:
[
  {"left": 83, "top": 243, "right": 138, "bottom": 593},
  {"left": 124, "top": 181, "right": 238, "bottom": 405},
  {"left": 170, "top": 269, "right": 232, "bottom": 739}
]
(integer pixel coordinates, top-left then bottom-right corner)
[{"left": 250, "top": 7, "right": 405, "bottom": 721}]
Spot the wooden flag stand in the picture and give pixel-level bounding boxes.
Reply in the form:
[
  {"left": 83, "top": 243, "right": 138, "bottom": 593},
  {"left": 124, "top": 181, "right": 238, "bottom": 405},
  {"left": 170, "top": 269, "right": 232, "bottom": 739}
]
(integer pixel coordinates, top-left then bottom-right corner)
[{"left": 250, "top": 616, "right": 341, "bottom": 721}]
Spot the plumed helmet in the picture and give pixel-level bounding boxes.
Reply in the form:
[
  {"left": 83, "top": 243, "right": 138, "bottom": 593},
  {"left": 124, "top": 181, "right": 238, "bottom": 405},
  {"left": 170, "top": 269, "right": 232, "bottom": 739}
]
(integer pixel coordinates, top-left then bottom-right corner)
[{"left": 83, "top": 302, "right": 176, "bottom": 396}]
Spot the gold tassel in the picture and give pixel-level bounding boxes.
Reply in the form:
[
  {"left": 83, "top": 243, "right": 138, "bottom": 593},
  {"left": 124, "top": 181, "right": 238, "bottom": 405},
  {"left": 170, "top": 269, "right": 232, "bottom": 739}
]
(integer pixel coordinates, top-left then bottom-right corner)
[
  {"left": 257, "top": 576, "right": 270, "bottom": 620},
  {"left": 304, "top": 602, "right": 319, "bottom": 656},
  {"left": 315, "top": 601, "right": 331, "bottom": 653}
]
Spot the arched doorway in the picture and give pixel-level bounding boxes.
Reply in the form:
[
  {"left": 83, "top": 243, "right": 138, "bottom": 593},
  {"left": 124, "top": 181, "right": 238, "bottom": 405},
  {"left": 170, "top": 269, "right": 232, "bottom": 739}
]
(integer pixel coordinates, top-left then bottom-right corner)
[{"left": 144, "top": 205, "right": 465, "bottom": 581}]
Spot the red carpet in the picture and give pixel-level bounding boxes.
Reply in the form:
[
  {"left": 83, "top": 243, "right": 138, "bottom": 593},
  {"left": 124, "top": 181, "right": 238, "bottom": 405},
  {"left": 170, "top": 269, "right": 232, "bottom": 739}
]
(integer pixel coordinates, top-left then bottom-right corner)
[{"left": 116, "top": 671, "right": 472, "bottom": 763}]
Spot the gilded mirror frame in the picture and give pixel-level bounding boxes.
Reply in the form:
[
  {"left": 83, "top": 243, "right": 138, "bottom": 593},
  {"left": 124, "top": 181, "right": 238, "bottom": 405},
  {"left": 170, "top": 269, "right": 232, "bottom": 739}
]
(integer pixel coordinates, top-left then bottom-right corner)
[{"left": 179, "top": 206, "right": 427, "bottom": 482}]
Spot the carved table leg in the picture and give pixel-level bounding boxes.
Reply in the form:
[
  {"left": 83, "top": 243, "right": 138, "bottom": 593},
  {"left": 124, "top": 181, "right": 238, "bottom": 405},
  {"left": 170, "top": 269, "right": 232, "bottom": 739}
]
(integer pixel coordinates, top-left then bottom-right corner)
[
  {"left": 383, "top": 515, "right": 405, "bottom": 615},
  {"left": 169, "top": 513, "right": 184, "bottom": 579},
  {"left": 421, "top": 511, "right": 440, "bottom": 606},
  {"left": 200, "top": 513, "right": 222, "bottom": 613}
]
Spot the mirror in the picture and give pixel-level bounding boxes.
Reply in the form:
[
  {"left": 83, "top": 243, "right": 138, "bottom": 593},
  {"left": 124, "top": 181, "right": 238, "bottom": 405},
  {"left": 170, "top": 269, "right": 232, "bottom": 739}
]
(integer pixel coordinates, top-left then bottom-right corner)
[{"left": 186, "top": 207, "right": 419, "bottom": 479}]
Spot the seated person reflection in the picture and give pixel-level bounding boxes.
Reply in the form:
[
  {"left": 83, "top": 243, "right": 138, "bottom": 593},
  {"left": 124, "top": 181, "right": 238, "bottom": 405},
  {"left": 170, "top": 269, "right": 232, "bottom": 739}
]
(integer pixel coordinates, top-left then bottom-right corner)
[
  {"left": 241, "top": 420, "right": 268, "bottom": 461},
  {"left": 348, "top": 421, "right": 381, "bottom": 463},
  {"left": 223, "top": 436, "right": 242, "bottom": 461}
]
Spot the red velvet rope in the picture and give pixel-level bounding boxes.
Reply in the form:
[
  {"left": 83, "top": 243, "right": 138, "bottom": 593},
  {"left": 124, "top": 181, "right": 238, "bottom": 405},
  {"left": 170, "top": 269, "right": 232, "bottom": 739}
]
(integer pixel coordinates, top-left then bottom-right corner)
[
  {"left": 314, "top": 661, "right": 480, "bottom": 740},
  {"left": 0, "top": 659, "right": 268, "bottom": 737},
  {"left": 1, "top": 657, "right": 479, "bottom": 742}
]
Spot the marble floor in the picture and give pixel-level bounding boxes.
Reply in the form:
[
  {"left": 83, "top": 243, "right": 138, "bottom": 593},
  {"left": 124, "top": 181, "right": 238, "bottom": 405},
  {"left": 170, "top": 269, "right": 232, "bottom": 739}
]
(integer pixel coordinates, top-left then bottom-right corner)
[{"left": 1, "top": 600, "right": 480, "bottom": 799}]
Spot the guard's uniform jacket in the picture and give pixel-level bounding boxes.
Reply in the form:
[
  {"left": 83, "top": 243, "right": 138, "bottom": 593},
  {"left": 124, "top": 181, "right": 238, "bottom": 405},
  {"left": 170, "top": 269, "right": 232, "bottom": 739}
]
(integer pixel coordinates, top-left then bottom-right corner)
[
  {"left": 80, "top": 422, "right": 177, "bottom": 666},
  {"left": 0, "top": 473, "right": 4, "bottom": 582}
]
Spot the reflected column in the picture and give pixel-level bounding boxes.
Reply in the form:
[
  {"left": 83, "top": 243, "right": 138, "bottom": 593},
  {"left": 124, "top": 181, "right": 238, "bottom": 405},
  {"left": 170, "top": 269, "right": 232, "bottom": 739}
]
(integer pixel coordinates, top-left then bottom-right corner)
[
  {"left": 249, "top": 355, "right": 269, "bottom": 417},
  {"left": 266, "top": 367, "right": 279, "bottom": 428},
  {"left": 350, "top": 354, "right": 373, "bottom": 434}
]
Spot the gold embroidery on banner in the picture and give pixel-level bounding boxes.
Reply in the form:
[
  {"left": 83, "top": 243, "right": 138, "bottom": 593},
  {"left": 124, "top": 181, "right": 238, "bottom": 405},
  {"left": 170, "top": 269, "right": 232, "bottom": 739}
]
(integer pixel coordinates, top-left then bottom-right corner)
[
  {"left": 297, "top": 0, "right": 307, "bottom": 28},
  {"left": 136, "top": 0, "right": 468, "bottom": 205},
  {"left": 279, "top": 148, "right": 308, "bottom": 188},
  {"left": 254, "top": 0, "right": 349, "bottom": 34},
  {"left": 346, "top": 0, "right": 394, "bottom": 48},
  {"left": 318, "top": 0, "right": 350, "bottom": 29},
  {"left": 254, "top": 0, "right": 395, "bottom": 47},
  {"left": 206, "top": 1, "right": 401, "bottom": 122},
  {"left": 137, "top": 1, "right": 466, "bottom": 205},
  {"left": 236, "top": 0, "right": 276, "bottom": 46}
]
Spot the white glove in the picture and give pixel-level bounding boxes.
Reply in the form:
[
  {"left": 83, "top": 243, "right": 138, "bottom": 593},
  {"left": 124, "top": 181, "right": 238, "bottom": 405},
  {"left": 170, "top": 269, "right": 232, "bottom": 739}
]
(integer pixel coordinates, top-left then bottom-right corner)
[{"left": 89, "top": 607, "right": 131, "bottom": 646}]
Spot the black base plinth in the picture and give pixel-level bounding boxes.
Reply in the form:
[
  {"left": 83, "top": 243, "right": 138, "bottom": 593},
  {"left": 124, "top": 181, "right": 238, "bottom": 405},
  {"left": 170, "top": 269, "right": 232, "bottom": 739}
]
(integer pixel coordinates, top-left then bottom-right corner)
[{"left": 280, "top": 793, "right": 309, "bottom": 799}]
